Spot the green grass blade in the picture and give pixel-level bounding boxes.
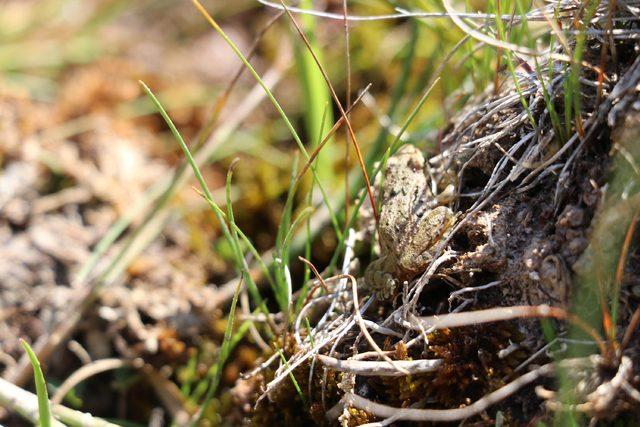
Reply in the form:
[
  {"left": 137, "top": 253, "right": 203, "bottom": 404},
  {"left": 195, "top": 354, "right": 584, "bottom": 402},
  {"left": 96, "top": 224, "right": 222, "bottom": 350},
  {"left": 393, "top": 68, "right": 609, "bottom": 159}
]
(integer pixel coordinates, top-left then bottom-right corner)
[
  {"left": 224, "top": 160, "right": 247, "bottom": 282},
  {"left": 293, "top": 0, "right": 335, "bottom": 184},
  {"left": 140, "top": 81, "right": 270, "bottom": 314},
  {"left": 191, "top": 0, "right": 342, "bottom": 242},
  {"left": 277, "top": 350, "right": 307, "bottom": 407},
  {"left": 192, "top": 278, "right": 245, "bottom": 425},
  {"left": 367, "top": 20, "right": 419, "bottom": 160},
  {"left": 221, "top": 161, "right": 271, "bottom": 313},
  {"left": 564, "top": 0, "right": 600, "bottom": 136},
  {"left": 20, "top": 339, "right": 53, "bottom": 427},
  {"left": 140, "top": 81, "right": 215, "bottom": 218},
  {"left": 492, "top": 0, "right": 537, "bottom": 129},
  {"left": 274, "top": 156, "right": 301, "bottom": 312},
  {"left": 305, "top": 317, "right": 315, "bottom": 346},
  {"left": 296, "top": 105, "right": 329, "bottom": 313},
  {"left": 282, "top": 207, "right": 314, "bottom": 265}
]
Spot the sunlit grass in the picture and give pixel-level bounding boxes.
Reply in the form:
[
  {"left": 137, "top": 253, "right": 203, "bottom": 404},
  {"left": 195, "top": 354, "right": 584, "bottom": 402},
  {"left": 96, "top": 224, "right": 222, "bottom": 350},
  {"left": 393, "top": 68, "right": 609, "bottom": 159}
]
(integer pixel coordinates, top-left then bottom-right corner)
[{"left": 21, "top": 340, "right": 53, "bottom": 427}]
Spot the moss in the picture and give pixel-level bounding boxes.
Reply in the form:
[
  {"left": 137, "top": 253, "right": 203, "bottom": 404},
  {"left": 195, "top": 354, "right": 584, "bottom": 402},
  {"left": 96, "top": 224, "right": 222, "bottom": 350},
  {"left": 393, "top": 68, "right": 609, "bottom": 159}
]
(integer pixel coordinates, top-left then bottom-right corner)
[{"left": 344, "top": 406, "right": 376, "bottom": 426}]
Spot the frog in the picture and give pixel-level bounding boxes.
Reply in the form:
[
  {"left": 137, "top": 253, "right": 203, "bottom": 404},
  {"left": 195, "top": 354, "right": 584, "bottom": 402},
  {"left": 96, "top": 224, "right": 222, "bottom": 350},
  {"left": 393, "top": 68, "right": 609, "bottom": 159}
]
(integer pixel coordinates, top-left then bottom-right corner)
[{"left": 364, "top": 144, "right": 456, "bottom": 299}]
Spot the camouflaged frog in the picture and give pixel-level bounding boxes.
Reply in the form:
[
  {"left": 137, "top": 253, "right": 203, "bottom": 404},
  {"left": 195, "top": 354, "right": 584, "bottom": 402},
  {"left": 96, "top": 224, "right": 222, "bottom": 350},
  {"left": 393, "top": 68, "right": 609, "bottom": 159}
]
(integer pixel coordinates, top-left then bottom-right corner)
[{"left": 364, "top": 144, "right": 455, "bottom": 299}]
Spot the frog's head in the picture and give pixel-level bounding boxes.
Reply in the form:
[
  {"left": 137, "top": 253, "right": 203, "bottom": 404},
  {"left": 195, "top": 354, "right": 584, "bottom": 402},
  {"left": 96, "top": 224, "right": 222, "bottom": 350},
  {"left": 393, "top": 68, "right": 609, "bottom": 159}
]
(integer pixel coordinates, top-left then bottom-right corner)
[{"left": 385, "top": 145, "right": 424, "bottom": 180}]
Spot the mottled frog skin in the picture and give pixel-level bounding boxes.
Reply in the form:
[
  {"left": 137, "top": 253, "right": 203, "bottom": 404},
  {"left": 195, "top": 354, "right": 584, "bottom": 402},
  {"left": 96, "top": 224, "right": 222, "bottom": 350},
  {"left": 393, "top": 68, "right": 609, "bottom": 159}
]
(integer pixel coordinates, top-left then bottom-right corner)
[{"left": 364, "top": 145, "right": 455, "bottom": 299}]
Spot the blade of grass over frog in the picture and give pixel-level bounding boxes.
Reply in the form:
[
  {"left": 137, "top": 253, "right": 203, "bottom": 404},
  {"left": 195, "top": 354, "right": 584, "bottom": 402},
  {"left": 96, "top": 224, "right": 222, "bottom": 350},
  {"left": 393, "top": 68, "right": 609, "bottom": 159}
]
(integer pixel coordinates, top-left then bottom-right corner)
[
  {"left": 278, "top": 0, "right": 379, "bottom": 227},
  {"left": 141, "top": 81, "right": 272, "bottom": 313},
  {"left": 20, "top": 339, "right": 52, "bottom": 427},
  {"left": 191, "top": 0, "right": 343, "bottom": 240},
  {"left": 314, "top": 20, "right": 460, "bottom": 267},
  {"left": 191, "top": 277, "right": 245, "bottom": 426},
  {"left": 327, "top": 78, "right": 442, "bottom": 270},
  {"left": 293, "top": 0, "right": 335, "bottom": 185},
  {"left": 327, "top": 22, "right": 470, "bottom": 269}
]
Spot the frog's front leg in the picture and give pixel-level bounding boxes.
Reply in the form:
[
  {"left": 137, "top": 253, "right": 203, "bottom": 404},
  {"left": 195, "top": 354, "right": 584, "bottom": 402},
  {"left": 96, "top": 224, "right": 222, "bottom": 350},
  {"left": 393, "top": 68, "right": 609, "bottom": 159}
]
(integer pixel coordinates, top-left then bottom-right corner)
[{"left": 363, "top": 255, "right": 398, "bottom": 299}]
